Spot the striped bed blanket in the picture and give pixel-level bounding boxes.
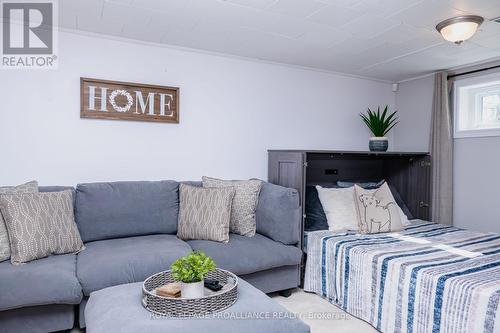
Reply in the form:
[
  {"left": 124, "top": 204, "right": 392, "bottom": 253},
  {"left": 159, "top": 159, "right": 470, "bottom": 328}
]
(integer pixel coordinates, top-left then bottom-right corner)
[{"left": 304, "top": 221, "right": 500, "bottom": 333}]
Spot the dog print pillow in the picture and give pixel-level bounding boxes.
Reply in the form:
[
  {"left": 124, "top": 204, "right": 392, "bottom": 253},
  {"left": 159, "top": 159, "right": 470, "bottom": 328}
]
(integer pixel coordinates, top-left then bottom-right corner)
[{"left": 354, "top": 182, "right": 403, "bottom": 234}]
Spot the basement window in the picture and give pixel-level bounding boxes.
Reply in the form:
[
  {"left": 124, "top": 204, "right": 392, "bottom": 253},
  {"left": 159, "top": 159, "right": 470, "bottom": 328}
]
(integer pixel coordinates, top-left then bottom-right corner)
[{"left": 454, "top": 72, "right": 500, "bottom": 138}]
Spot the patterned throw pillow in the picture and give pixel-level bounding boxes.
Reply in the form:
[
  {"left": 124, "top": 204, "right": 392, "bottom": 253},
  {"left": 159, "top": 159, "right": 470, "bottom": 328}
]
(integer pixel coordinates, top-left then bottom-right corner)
[
  {"left": 202, "top": 176, "right": 262, "bottom": 237},
  {"left": 177, "top": 184, "right": 235, "bottom": 243},
  {"left": 0, "top": 181, "right": 38, "bottom": 262},
  {"left": 0, "top": 190, "right": 84, "bottom": 264},
  {"left": 354, "top": 183, "right": 403, "bottom": 234}
]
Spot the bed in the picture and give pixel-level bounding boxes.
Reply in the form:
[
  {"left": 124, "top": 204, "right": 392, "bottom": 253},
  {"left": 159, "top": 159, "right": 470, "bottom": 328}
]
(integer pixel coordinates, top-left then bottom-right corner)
[{"left": 304, "top": 220, "right": 500, "bottom": 333}]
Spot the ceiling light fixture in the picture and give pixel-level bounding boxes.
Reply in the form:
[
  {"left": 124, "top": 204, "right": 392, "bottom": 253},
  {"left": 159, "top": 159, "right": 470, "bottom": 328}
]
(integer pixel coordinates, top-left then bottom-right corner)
[{"left": 436, "top": 15, "right": 484, "bottom": 45}]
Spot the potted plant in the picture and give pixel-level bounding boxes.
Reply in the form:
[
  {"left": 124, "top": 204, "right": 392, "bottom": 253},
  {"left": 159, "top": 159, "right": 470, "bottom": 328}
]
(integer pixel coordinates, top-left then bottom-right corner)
[
  {"left": 170, "top": 251, "right": 216, "bottom": 299},
  {"left": 360, "top": 105, "right": 398, "bottom": 152}
]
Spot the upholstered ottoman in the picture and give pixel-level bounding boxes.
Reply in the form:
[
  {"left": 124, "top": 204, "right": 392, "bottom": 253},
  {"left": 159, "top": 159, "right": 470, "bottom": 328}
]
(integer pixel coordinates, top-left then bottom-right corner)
[{"left": 85, "top": 279, "right": 309, "bottom": 333}]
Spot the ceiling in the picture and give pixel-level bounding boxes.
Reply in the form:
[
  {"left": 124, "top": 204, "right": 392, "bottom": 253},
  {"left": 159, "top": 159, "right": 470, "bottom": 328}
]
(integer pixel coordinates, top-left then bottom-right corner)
[{"left": 59, "top": 0, "right": 500, "bottom": 82}]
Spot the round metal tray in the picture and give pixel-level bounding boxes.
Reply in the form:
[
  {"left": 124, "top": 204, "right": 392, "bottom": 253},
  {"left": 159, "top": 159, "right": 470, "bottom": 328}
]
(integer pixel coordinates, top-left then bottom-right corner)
[{"left": 142, "top": 268, "right": 238, "bottom": 317}]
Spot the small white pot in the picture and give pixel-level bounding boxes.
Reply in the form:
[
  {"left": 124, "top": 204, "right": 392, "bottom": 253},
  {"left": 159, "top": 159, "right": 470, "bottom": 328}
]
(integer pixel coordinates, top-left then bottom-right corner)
[{"left": 181, "top": 281, "right": 204, "bottom": 299}]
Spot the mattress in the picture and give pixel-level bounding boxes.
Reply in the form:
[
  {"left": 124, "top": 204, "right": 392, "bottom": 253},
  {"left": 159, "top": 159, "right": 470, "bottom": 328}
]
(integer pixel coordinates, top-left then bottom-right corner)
[{"left": 304, "top": 221, "right": 500, "bottom": 333}]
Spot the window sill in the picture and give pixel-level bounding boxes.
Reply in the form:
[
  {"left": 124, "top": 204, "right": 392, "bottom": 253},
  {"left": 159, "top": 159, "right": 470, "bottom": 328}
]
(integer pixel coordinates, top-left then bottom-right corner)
[{"left": 454, "top": 128, "right": 500, "bottom": 138}]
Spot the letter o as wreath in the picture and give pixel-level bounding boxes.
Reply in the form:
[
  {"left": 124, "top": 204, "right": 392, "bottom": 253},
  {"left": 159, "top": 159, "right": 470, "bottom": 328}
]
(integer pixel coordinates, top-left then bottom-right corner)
[{"left": 109, "top": 89, "right": 133, "bottom": 112}]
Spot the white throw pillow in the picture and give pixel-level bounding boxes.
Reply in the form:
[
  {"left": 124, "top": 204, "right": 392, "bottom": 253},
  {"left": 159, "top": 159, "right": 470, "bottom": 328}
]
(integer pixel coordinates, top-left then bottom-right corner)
[
  {"left": 315, "top": 186, "right": 359, "bottom": 232},
  {"left": 354, "top": 183, "right": 404, "bottom": 234}
]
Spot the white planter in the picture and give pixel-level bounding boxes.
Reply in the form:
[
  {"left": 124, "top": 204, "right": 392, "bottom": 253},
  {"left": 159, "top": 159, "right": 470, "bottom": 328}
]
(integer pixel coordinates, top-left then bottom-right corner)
[{"left": 181, "top": 281, "right": 204, "bottom": 299}]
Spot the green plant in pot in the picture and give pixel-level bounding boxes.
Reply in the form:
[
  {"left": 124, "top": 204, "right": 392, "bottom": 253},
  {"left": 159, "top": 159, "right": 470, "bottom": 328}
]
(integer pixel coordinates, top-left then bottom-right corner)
[
  {"left": 360, "top": 105, "right": 398, "bottom": 152},
  {"left": 171, "top": 251, "right": 216, "bottom": 298}
]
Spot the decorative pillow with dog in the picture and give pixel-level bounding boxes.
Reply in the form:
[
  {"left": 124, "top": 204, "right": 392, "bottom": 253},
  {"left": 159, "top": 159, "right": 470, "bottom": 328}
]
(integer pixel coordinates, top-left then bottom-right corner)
[
  {"left": 0, "top": 180, "right": 39, "bottom": 262},
  {"left": 354, "top": 183, "right": 403, "bottom": 234},
  {"left": 0, "top": 190, "right": 84, "bottom": 264}
]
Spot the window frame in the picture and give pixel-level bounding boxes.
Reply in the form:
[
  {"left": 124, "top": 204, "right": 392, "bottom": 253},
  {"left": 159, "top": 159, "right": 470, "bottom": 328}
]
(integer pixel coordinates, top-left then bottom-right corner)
[{"left": 453, "top": 72, "right": 500, "bottom": 139}]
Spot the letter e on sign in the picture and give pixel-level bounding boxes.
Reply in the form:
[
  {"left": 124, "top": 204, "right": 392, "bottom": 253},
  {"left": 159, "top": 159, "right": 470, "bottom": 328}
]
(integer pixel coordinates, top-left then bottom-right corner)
[{"left": 80, "top": 78, "right": 179, "bottom": 123}]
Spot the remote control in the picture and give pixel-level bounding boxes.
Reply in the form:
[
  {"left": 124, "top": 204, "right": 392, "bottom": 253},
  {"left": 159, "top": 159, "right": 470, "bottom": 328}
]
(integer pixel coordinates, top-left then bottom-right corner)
[{"left": 204, "top": 279, "right": 223, "bottom": 291}]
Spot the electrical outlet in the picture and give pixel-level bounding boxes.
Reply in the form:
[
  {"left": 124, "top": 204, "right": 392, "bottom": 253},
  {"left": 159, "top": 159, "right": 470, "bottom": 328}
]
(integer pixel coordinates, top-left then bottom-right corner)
[{"left": 325, "top": 169, "right": 338, "bottom": 175}]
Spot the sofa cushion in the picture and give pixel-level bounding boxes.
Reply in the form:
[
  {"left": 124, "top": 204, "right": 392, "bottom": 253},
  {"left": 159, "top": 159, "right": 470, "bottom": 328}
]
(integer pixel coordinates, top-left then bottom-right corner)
[
  {"left": 255, "top": 182, "right": 301, "bottom": 245},
  {"left": 0, "top": 191, "right": 84, "bottom": 264},
  {"left": 177, "top": 184, "right": 234, "bottom": 243},
  {"left": 187, "top": 233, "right": 302, "bottom": 276},
  {"left": 0, "top": 254, "right": 82, "bottom": 311},
  {"left": 85, "top": 280, "right": 310, "bottom": 333},
  {"left": 202, "top": 177, "right": 262, "bottom": 237},
  {"left": 39, "top": 186, "right": 74, "bottom": 193},
  {"left": 0, "top": 181, "right": 39, "bottom": 262},
  {"left": 75, "top": 181, "right": 179, "bottom": 242},
  {"left": 77, "top": 234, "right": 191, "bottom": 296}
]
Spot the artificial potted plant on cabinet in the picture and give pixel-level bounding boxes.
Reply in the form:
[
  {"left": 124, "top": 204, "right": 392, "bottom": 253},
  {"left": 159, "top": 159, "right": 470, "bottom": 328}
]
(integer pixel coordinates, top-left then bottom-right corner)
[{"left": 360, "top": 105, "right": 398, "bottom": 152}]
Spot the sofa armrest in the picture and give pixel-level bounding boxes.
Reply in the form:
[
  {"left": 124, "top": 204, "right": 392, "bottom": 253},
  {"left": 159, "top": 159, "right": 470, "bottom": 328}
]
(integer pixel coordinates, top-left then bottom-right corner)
[{"left": 255, "top": 182, "right": 301, "bottom": 246}]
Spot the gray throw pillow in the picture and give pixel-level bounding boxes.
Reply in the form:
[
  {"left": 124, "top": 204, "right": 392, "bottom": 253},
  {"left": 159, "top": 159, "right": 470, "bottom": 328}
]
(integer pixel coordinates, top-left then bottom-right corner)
[
  {"left": 202, "top": 176, "right": 262, "bottom": 237},
  {"left": 0, "top": 190, "right": 84, "bottom": 264},
  {"left": 0, "top": 181, "right": 38, "bottom": 262},
  {"left": 177, "top": 184, "right": 235, "bottom": 243}
]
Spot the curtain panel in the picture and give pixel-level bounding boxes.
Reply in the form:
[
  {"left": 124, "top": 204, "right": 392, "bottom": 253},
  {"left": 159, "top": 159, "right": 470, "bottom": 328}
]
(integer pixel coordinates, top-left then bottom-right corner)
[{"left": 429, "top": 72, "right": 453, "bottom": 225}]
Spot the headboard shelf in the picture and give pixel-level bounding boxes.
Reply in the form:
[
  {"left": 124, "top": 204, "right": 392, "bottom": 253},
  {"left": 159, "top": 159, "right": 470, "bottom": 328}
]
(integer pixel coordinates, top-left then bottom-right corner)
[
  {"left": 267, "top": 149, "right": 431, "bottom": 235},
  {"left": 268, "top": 149, "right": 429, "bottom": 156}
]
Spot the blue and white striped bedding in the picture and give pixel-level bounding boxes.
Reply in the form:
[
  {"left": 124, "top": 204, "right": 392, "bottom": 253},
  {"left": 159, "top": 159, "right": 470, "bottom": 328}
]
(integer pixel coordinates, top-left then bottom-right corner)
[{"left": 304, "top": 221, "right": 500, "bottom": 333}]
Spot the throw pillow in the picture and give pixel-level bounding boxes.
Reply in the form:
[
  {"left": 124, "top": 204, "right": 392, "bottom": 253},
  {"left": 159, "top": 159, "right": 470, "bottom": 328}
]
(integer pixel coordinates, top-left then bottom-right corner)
[
  {"left": 336, "top": 180, "right": 413, "bottom": 223},
  {"left": 202, "top": 176, "right": 262, "bottom": 237},
  {"left": 304, "top": 186, "right": 329, "bottom": 231},
  {"left": 354, "top": 183, "right": 404, "bottom": 234},
  {"left": 177, "top": 184, "right": 235, "bottom": 243},
  {"left": 337, "top": 180, "right": 385, "bottom": 189},
  {"left": 0, "top": 180, "right": 38, "bottom": 262},
  {"left": 315, "top": 186, "right": 359, "bottom": 232},
  {"left": 0, "top": 190, "right": 84, "bottom": 264}
]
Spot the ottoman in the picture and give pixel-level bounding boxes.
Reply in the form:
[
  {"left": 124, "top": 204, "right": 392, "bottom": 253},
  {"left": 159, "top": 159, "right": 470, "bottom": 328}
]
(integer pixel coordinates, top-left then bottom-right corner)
[{"left": 85, "top": 279, "right": 310, "bottom": 333}]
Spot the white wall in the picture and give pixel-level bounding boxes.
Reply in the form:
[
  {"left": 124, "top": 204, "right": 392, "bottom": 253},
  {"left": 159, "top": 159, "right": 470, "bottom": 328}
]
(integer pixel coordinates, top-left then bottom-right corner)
[
  {"left": 0, "top": 31, "right": 395, "bottom": 186},
  {"left": 393, "top": 76, "right": 434, "bottom": 152},
  {"left": 395, "top": 74, "right": 500, "bottom": 233},
  {"left": 454, "top": 137, "right": 500, "bottom": 233}
]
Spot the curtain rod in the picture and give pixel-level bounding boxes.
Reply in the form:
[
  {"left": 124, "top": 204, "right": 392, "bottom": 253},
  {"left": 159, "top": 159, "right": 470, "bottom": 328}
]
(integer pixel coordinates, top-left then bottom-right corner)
[{"left": 448, "top": 64, "right": 500, "bottom": 79}]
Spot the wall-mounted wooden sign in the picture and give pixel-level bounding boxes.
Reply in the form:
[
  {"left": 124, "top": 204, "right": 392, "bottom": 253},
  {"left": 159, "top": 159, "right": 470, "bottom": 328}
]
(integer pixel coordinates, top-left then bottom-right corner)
[{"left": 80, "top": 78, "right": 179, "bottom": 123}]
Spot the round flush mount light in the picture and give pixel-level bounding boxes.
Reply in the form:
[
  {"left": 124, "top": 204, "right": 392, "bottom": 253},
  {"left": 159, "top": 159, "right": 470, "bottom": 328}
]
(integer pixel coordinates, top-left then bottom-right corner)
[{"left": 436, "top": 15, "right": 484, "bottom": 45}]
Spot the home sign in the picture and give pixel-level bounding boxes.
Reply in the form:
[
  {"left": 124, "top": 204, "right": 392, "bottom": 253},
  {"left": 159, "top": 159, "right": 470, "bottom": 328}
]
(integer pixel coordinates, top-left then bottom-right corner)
[{"left": 80, "top": 78, "right": 179, "bottom": 123}]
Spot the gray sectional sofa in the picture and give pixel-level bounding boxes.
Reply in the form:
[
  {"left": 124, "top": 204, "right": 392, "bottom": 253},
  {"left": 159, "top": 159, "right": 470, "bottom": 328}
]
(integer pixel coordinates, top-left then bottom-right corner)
[{"left": 0, "top": 180, "right": 302, "bottom": 333}]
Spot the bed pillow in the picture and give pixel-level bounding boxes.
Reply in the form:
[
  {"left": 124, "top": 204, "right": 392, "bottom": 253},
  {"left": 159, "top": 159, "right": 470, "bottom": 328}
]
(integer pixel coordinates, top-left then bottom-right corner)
[
  {"left": 336, "top": 180, "right": 413, "bottom": 224},
  {"left": 354, "top": 183, "right": 404, "bottom": 234},
  {"left": 0, "top": 190, "right": 84, "bottom": 264},
  {"left": 202, "top": 176, "right": 262, "bottom": 237},
  {"left": 177, "top": 184, "right": 235, "bottom": 243},
  {"left": 315, "top": 186, "right": 358, "bottom": 232},
  {"left": 304, "top": 186, "right": 329, "bottom": 231},
  {"left": 0, "top": 180, "right": 39, "bottom": 262},
  {"left": 387, "top": 185, "right": 413, "bottom": 220},
  {"left": 337, "top": 180, "right": 384, "bottom": 189}
]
